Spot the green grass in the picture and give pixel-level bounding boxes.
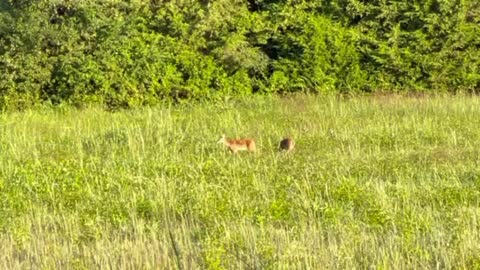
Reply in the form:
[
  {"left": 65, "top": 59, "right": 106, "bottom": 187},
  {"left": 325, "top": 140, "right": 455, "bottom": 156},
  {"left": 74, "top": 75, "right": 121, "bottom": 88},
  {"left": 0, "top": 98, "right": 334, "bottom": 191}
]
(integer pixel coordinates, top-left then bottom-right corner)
[{"left": 1, "top": 94, "right": 480, "bottom": 269}]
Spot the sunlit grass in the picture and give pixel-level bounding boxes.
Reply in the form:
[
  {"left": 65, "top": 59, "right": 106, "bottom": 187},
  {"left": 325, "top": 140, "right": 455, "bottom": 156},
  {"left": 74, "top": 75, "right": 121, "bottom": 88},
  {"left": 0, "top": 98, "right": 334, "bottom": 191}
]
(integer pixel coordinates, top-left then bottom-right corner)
[{"left": 1, "top": 94, "right": 480, "bottom": 269}]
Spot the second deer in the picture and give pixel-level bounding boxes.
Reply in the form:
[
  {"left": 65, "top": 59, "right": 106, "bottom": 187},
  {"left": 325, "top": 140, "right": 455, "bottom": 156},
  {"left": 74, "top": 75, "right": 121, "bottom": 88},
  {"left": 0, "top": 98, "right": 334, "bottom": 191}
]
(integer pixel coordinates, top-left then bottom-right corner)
[{"left": 279, "top": 137, "right": 295, "bottom": 152}]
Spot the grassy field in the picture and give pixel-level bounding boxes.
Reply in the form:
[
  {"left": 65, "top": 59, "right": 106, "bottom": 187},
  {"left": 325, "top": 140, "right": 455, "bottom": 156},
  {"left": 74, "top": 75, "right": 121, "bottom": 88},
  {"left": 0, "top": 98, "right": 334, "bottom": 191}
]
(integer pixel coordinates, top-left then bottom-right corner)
[{"left": 1, "top": 94, "right": 480, "bottom": 269}]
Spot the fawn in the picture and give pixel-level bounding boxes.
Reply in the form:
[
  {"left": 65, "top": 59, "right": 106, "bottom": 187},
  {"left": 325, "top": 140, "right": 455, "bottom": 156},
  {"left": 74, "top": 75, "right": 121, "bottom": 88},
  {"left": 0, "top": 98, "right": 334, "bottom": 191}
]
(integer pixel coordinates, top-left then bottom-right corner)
[
  {"left": 279, "top": 137, "right": 295, "bottom": 152},
  {"left": 217, "top": 134, "right": 256, "bottom": 154}
]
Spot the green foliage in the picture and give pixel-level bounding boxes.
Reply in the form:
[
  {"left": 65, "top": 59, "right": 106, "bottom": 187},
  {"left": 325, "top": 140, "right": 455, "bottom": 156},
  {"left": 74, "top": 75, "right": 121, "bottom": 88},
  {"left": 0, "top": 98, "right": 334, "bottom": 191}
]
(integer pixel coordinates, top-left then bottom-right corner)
[
  {"left": 319, "top": 0, "right": 480, "bottom": 91},
  {"left": 0, "top": 0, "right": 479, "bottom": 108},
  {"left": 264, "top": 11, "right": 367, "bottom": 93}
]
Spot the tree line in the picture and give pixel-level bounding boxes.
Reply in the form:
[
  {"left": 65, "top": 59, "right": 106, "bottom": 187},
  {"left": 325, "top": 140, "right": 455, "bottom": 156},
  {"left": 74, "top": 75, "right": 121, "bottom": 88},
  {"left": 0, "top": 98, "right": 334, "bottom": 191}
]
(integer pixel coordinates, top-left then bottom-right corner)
[{"left": 0, "top": 0, "right": 479, "bottom": 109}]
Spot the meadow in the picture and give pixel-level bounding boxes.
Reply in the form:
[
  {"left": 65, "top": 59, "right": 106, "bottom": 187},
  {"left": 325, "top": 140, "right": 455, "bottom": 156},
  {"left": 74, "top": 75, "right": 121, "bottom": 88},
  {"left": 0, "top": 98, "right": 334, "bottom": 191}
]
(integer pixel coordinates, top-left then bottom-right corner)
[{"left": 1, "top": 94, "right": 480, "bottom": 269}]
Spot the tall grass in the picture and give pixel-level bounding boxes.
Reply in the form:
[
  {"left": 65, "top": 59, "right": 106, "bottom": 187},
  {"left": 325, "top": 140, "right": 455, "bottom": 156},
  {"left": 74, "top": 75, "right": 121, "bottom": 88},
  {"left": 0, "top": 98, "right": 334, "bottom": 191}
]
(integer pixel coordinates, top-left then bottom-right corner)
[{"left": 1, "top": 95, "right": 480, "bottom": 269}]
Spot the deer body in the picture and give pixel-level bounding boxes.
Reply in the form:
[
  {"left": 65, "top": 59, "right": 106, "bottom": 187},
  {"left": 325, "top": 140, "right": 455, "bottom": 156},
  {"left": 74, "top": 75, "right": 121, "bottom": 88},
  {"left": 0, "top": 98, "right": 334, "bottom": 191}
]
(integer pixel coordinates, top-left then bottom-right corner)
[
  {"left": 279, "top": 138, "right": 295, "bottom": 152},
  {"left": 218, "top": 134, "right": 256, "bottom": 154}
]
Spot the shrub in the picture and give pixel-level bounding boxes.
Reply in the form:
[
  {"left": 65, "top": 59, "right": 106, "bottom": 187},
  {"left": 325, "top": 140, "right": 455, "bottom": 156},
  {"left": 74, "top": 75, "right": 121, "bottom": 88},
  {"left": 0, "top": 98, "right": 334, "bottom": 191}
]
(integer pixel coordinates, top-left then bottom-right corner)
[{"left": 0, "top": 0, "right": 478, "bottom": 109}]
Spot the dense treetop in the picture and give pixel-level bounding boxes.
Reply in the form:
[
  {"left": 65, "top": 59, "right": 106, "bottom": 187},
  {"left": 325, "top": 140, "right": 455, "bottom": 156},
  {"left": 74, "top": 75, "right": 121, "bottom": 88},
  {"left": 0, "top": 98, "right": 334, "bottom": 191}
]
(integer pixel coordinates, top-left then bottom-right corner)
[{"left": 0, "top": 0, "right": 479, "bottom": 109}]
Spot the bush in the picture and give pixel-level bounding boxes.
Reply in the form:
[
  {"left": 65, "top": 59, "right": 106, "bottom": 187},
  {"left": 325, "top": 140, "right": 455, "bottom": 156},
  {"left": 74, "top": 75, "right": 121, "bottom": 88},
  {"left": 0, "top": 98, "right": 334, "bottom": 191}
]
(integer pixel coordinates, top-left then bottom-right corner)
[{"left": 0, "top": 0, "right": 478, "bottom": 109}]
